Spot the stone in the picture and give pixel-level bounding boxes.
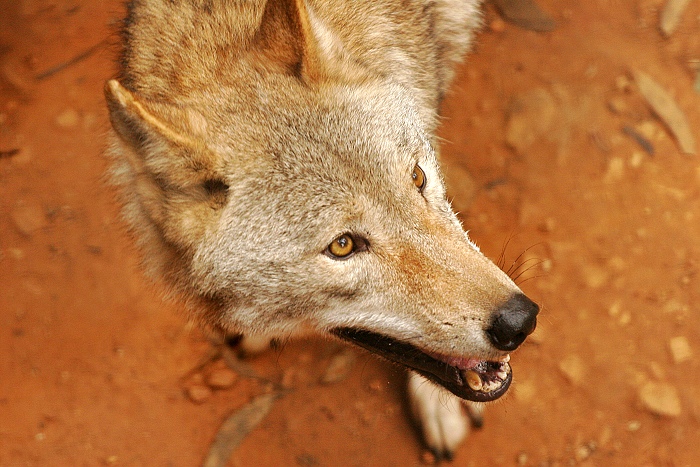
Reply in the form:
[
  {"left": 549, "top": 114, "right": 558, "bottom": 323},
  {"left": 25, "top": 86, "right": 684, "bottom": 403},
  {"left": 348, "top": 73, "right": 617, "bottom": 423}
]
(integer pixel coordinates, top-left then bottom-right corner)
[
  {"left": 514, "top": 378, "right": 536, "bottom": 403},
  {"left": 629, "top": 151, "right": 645, "bottom": 168},
  {"left": 607, "top": 96, "right": 629, "bottom": 115},
  {"left": 669, "top": 336, "right": 692, "bottom": 364},
  {"left": 505, "top": 87, "right": 556, "bottom": 154},
  {"left": 11, "top": 201, "right": 46, "bottom": 236},
  {"left": 321, "top": 349, "right": 355, "bottom": 384},
  {"left": 1, "top": 59, "right": 34, "bottom": 95},
  {"left": 581, "top": 264, "right": 609, "bottom": 289},
  {"left": 490, "top": 17, "right": 506, "bottom": 33},
  {"left": 558, "top": 354, "right": 586, "bottom": 386},
  {"left": 420, "top": 450, "right": 437, "bottom": 465},
  {"left": 638, "top": 381, "right": 681, "bottom": 417},
  {"left": 206, "top": 367, "right": 238, "bottom": 389},
  {"left": 55, "top": 108, "right": 80, "bottom": 129},
  {"left": 575, "top": 443, "right": 594, "bottom": 462},
  {"left": 626, "top": 420, "right": 641, "bottom": 432},
  {"left": 603, "top": 157, "right": 625, "bottom": 183},
  {"left": 186, "top": 384, "right": 212, "bottom": 403}
]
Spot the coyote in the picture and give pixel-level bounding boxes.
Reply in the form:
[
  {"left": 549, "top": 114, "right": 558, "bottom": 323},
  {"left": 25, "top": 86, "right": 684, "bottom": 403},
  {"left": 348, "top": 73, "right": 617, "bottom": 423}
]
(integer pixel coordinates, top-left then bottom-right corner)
[{"left": 105, "top": 0, "right": 538, "bottom": 459}]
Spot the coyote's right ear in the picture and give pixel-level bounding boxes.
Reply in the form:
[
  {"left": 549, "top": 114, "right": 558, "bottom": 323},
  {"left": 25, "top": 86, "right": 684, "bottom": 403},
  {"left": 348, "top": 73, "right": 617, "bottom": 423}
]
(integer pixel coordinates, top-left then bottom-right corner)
[
  {"left": 105, "top": 80, "right": 227, "bottom": 249},
  {"left": 252, "top": 0, "right": 365, "bottom": 83}
]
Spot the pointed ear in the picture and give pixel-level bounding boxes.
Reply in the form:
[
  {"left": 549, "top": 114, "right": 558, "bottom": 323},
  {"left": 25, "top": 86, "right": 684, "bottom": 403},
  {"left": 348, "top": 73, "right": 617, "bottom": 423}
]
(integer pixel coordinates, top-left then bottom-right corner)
[
  {"left": 252, "top": 0, "right": 358, "bottom": 83},
  {"left": 104, "top": 79, "right": 220, "bottom": 188},
  {"left": 105, "top": 80, "right": 228, "bottom": 250}
]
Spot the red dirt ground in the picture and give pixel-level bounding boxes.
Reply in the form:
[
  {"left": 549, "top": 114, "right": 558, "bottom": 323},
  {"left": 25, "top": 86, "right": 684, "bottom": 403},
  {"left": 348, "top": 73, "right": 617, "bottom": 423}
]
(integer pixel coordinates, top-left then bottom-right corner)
[{"left": 1, "top": 1, "right": 699, "bottom": 465}]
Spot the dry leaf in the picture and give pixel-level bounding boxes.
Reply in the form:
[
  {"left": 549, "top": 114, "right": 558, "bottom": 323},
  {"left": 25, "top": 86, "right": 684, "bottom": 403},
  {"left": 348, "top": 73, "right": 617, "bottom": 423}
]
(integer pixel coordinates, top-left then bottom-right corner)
[
  {"left": 660, "top": 0, "right": 691, "bottom": 37},
  {"left": 203, "top": 392, "right": 283, "bottom": 467},
  {"left": 633, "top": 70, "right": 696, "bottom": 155},
  {"left": 493, "top": 0, "right": 556, "bottom": 32}
]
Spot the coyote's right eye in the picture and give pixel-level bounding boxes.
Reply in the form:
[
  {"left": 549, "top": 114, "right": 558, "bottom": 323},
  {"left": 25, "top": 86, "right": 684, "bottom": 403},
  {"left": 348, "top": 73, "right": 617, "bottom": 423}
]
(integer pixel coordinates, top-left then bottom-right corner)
[{"left": 412, "top": 164, "right": 426, "bottom": 192}]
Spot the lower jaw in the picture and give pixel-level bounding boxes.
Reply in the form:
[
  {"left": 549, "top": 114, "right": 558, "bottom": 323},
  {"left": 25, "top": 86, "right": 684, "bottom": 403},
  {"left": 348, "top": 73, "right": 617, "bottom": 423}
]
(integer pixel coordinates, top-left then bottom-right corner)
[{"left": 331, "top": 327, "right": 513, "bottom": 403}]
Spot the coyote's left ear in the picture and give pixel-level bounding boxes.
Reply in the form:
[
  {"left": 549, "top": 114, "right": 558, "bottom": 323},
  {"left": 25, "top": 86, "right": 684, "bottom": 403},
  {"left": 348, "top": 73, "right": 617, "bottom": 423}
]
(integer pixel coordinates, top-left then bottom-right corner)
[
  {"left": 104, "top": 79, "right": 220, "bottom": 188},
  {"left": 252, "top": 0, "right": 363, "bottom": 83}
]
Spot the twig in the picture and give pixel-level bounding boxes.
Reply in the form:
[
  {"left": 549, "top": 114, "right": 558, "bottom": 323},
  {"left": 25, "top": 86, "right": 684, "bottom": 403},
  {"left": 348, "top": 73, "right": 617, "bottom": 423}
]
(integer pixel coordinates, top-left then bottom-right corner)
[
  {"left": 0, "top": 149, "right": 21, "bottom": 159},
  {"left": 622, "top": 125, "right": 655, "bottom": 156},
  {"left": 35, "top": 40, "right": 107, "bottom": 80}
]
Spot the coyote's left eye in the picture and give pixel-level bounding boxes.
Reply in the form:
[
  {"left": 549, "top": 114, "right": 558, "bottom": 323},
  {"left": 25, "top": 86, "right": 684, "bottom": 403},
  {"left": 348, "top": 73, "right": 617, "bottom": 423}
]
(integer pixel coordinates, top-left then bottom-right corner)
[
  {"left": 325, "top": 233, "right": 369, "bottom": 260},
  {"left": 328, "top": 234, "right": 354, "bottom": 258},
  {"left": 412, "top": 164, "right": 426, "bottom": 192}
]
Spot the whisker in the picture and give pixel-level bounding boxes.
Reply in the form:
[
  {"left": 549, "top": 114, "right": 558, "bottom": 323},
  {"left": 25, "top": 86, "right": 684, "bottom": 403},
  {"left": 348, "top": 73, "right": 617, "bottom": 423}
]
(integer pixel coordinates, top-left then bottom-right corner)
[
  {"left": 497, "top": 230, "right": 518, "bottom": 270},
  {"left": 508, "top": 257, "right": 544, "bottom": 281},
  {"left": 511, "top": 260, "right": 547, "bottom": 284},
  {"left": 505, "top": 242, "right": 547, "bottom": 278},
  {"left": 515, "top": 274, "right": 547, "bottom": 286}
]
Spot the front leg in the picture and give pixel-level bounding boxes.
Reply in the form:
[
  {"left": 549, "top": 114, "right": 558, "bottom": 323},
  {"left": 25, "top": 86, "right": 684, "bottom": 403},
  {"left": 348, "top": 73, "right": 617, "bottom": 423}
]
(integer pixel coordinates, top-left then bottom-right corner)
[{"left": 408, "top": 372, "right": 479, "bottom": 460}]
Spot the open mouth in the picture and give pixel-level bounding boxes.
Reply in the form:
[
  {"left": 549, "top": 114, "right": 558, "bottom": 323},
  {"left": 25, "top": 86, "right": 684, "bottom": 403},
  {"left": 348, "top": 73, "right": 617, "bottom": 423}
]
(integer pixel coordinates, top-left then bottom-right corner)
[{"left": 332, "top": 328, "right": 512, "bottom": 403}]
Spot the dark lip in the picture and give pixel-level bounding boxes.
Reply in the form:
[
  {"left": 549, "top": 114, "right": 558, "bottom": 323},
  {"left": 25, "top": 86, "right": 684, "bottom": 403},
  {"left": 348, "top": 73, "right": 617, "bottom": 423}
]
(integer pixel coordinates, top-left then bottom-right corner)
[{"left": 331, "top": 327, "right": 512, "bottom": 403}]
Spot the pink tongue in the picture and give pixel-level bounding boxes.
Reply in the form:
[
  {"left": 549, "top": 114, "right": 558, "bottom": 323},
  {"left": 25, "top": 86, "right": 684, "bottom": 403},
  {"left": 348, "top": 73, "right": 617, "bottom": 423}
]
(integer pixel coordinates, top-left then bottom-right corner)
[{"left": 426, "top": 352, "right": 483, "bottom": 370}]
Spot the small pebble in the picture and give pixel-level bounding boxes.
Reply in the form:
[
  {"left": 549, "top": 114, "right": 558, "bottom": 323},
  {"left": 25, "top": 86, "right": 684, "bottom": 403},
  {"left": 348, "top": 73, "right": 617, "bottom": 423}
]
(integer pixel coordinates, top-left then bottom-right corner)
[
  {"left": 490, "top": 17, "right": 506, "bottom": 33},
  {"left": 629, "top": 151, "right": 645, "bottom": 168},
  {"left": 1, "top": 60, "right": 34, "bottom": 94},
  {"left": 575, "top": 444, "right": 591, "bottom": 462},
  {"left": 558, "top": 354, "right": 586, "bottom": 386},
  {"left": 206, "top": 367, "right": 238, "bottom": 389},
  {"left": 55, "top": 108, "right": 79, "bottom": 129},
  {"left": 514, "top": 378, "right": 537, "bottom": 403},
  {"left": 420, "top": 450, "right": 437, "bottom": 465},
  {"left": 615, "top": 75, "right": 631, "bottom": 92},
  {"left": 186, "top": 384, "right": 212, "bottom": 404},
  {"left": 603, "top": 157, "right": 625, "bottom": 183},
  {"left": 538, "top": 217, "right": 557, "bottom": 233},
  {"left": 11, "top": 201, "right": 46, "bottom": 236},
  {"left": 668, "top": 336, "right": 692, "bottom": 364},
  {"left": 634, "top": 120, "right": 661, "bottom": 142},
  {"left": 627, "top": 420, "right": 641, "bottom": 432},
  {"left": 516, "top": 452, "right": 528, "bottom": 465},
  {"left": 638, "top": 381, "right": 681, "bottom": 417},
  {"left": 505, "top": 88, "right": 556, "bottom": 154},
  {"left": 598, "top": 425, "right": 612, "bottom": 446},
  {"left": 607, "top": 96, "right": 629, "bottom": 115},
  {"left": 321, "top": 350, "right": 355, "bottom": 384},
  {"left": 581, "top": 264, "right": 609, "bottom": 289}
]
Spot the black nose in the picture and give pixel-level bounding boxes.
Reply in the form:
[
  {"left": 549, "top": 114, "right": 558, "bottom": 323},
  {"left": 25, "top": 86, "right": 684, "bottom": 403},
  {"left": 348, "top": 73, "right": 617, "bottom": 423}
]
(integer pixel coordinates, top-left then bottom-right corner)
[{"left": 486, "top": 293, "right": 539, "bottom": 351}]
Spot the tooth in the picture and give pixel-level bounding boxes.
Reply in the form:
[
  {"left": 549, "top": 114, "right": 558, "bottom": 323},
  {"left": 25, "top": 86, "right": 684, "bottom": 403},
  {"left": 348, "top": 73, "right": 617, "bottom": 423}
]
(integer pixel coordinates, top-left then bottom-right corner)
[
  {"left": 484, "top": 379, "right": 502, "bottom": 393},
  {"left": 465, "top": 370, "right": 483, "bottom": 391},
  {"left": 498, "top": 354, "right": 511, "bottom": 363},
  {"left": 497, "top": 370, "right": 508, "bottom": 380}
]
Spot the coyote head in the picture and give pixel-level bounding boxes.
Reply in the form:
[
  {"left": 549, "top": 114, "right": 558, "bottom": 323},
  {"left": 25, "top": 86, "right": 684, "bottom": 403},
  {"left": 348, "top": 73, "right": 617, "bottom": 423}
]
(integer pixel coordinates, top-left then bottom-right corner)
[{"left": 105, "top": 0, "right": 537, "bottom": 402}]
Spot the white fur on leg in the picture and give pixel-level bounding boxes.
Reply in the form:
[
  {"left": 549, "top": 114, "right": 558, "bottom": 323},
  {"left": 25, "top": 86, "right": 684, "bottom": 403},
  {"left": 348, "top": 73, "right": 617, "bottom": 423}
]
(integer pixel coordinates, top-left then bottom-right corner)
[{"left": 408, "top": 372, "right": 469, "bottom": 458}]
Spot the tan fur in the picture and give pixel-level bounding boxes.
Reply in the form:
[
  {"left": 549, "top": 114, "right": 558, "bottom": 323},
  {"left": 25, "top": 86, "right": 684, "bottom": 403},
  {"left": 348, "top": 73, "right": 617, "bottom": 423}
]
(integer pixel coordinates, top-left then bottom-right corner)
[{"left": 105, "top": 0, "right": 534, "bottom": 457}]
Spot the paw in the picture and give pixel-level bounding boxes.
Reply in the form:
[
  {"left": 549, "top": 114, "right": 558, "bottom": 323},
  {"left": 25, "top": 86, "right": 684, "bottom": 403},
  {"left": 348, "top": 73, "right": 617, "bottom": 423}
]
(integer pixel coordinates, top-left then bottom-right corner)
[{"left": 408, "top": 373, "right": 469, "bottom": 460}]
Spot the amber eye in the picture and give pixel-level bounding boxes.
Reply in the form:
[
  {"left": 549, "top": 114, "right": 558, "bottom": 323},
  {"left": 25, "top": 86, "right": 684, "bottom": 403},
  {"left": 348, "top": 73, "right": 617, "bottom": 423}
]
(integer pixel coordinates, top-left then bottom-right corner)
[
  {"left": 412, "top": 164, "right": 426, "bottom": 192},
  {"left": 328, "top": 234, "right": 355, "bottom": 258}
]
